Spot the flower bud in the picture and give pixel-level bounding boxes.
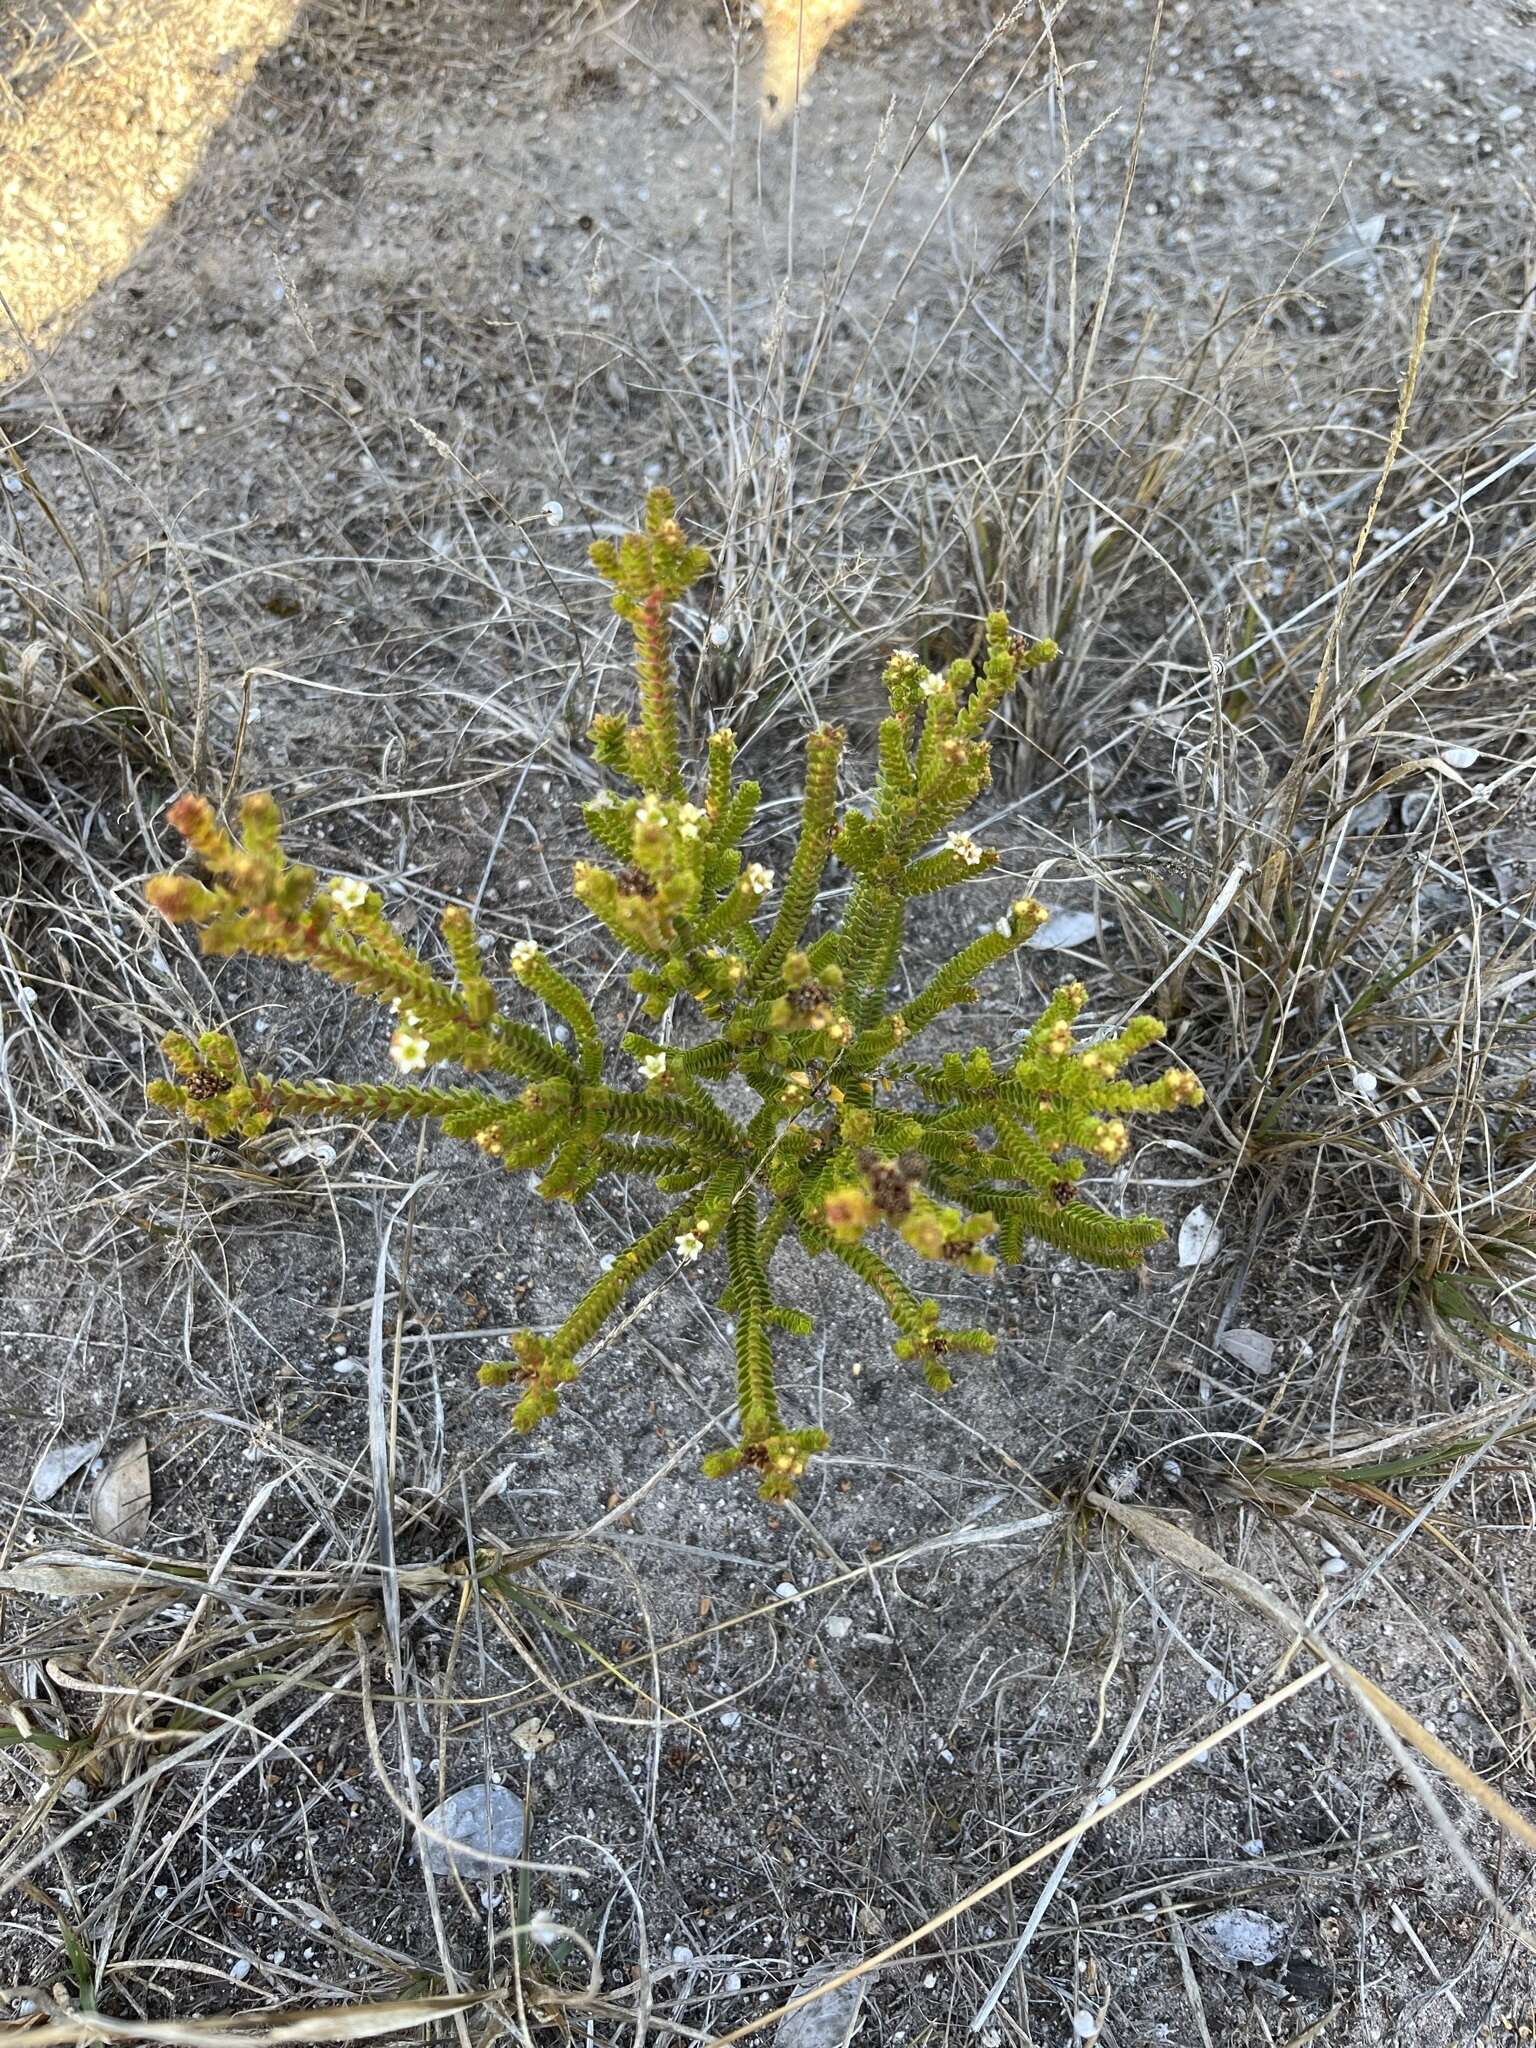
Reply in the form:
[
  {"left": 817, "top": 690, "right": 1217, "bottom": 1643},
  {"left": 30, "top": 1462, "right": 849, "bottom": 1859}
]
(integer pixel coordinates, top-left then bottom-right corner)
[{"left": 144, "top": 874, "right": 217, "bottom": 922}]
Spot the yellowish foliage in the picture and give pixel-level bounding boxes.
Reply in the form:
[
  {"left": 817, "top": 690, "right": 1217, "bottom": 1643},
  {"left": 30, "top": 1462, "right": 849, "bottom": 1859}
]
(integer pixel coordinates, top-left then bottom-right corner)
[{"left": 761, "top": 0, "right": 869, "bottom": 122}]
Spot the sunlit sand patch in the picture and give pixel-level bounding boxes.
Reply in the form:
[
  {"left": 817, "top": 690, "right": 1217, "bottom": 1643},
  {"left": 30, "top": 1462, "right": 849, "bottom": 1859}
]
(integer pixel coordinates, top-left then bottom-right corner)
[
  {"left": 0, "top": 0, "right": 300, "bottom": 379},
  {"left": 760, "top": 0, "right": 868, "bottom": 123}
]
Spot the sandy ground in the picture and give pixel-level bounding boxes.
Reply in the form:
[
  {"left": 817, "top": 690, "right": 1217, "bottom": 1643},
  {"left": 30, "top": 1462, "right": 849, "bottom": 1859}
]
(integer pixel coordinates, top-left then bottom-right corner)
[
  {"left": 1, "top": 0, "right": 862, "bottom": 367},
  {"left": 0, "top": 0, "right": 302, "bottom": 372}
]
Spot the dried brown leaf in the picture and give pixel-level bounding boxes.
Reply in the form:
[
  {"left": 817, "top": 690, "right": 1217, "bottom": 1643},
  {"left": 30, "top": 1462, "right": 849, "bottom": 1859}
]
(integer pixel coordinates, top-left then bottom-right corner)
[{"left": 90, "top": 1436, "right": 152, "bottom": 1546}]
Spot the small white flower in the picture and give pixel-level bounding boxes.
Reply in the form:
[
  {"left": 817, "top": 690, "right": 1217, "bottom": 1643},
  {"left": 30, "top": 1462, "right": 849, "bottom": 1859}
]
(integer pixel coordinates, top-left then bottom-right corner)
[
  {"left": 674, "top": 1230, "right": 705, "bottom": 1263},
  {"left": 587, "top": 788, "right": 616, "bottom": 811},
  {"left": 510, "top": 939, "right": 541, "bottom": 973},
  {"left": 635, "top": 796, "right": 667, "bottom": 830},
  {"left": 919, "top": 671, "right": 947, "bottom": 697},
  {"left": 743, "top": 863, "right": 774, "bottom": 897},
  {"left": 676, "top": 802, "right": 706, "bottom": 841},
  {"left": 390, "top": 1028, "right": 432, "bottom": 1073},
  {"left": 639, "top": 1051, "right": 668, "bottom": 1080},
  {"left": 946, "top": 831, "right": 984, "bottom": 867},
  {"left": 328, "top": 876, "right": 368, "bottom": 913}
]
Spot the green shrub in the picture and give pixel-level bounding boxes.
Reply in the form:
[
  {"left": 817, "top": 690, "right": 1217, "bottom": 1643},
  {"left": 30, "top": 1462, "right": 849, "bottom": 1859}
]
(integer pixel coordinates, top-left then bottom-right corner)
[{"left": 145, "top": 489, "right": 1202, "bottom": 1496}]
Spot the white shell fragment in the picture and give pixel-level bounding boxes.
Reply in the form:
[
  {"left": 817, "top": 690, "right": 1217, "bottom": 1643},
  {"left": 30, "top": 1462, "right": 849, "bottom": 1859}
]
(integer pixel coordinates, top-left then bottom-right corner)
[
  {"left": 1025, "top": 908, "right": 1099, "bottom": 952},
  {"left": 1206, "top": 1673, "right": 1255, "bottom": 1714},
  {"left": 774, "top": 1956, "right": 869, "bottom": 2048},
  {"left": 30, "top": 1439, "right": 103, "bottom": 1503},
  {"left": 1343, "top": 791, "right": 1393, "bottom": 835},
  {"left": 1190, "top": 1907, "right": 1286, "bottom": 1971},
  {"left": 276, "top": 1138, "right": 338, "bottom": 1168},
  {"left": 419, "top": 1783, "right": 525, "bottom": 1877},
  {"left": 1325, "top": 212, "right": 1384, "bottom": 270},
  {"left": 1218, "top": 1328, "right": 1275, "bottom": 1374},
  {"left": 1178, "top": 1206, "right": 1222, "bottom": 1268}
]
